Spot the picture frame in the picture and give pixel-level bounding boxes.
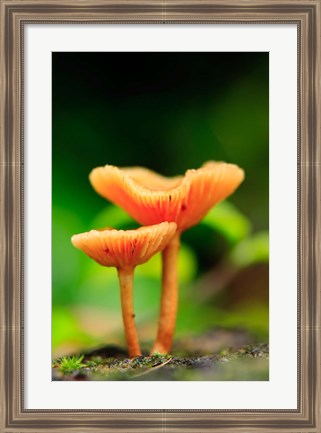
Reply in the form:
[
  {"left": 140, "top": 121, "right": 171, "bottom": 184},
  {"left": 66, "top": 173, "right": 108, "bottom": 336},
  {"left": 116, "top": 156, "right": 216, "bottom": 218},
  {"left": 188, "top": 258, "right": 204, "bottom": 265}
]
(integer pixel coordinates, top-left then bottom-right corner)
[{"left": 1, "top": 0, "right": 320, "bottom": 431}]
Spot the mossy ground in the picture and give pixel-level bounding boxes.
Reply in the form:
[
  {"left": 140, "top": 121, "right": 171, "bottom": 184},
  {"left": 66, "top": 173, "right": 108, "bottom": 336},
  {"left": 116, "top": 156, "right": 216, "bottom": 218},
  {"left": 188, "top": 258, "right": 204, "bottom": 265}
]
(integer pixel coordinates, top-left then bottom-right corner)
[{"left": 52, "top": 339, "right": 269, "bottom": 381}]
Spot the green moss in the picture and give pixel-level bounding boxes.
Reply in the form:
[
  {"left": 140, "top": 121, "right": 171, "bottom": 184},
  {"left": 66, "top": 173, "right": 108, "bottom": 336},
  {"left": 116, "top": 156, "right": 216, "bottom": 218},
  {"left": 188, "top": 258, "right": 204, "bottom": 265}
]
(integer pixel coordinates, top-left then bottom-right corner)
[{"left": 56, "top": 355, "right": 86, "bottom": 374}]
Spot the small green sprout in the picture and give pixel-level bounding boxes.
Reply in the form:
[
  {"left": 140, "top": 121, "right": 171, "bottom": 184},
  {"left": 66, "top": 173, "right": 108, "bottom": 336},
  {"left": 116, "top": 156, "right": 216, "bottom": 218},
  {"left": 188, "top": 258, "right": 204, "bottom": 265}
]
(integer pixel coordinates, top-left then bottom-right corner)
[{"left": 58, "top": 355, "right": 86, "bottom": 374}]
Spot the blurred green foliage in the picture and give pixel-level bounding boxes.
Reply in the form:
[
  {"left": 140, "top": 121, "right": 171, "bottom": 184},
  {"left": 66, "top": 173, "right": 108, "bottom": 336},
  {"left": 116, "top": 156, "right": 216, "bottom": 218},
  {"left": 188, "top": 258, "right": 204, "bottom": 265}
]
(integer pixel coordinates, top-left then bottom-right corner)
[{"left": 52, "top": 52, "right": 269, "bottom": 357}]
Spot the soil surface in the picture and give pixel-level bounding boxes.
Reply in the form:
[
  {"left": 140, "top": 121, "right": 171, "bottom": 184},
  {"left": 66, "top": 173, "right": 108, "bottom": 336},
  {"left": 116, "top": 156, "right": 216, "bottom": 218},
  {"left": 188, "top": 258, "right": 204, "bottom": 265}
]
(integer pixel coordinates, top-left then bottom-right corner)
[{"left": 52, "top": 330, "right": 269, "bottom": 381}]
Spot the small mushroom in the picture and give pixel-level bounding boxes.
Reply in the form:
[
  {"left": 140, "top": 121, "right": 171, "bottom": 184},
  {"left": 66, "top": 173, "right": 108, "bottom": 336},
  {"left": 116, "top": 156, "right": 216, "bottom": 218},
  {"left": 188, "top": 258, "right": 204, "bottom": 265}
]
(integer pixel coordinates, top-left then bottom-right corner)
[
  {"left": 71, "top": 222, "right": 177, "bottom": 357},
  {"left": 89, "top": 161, "right": 244, "bottom": 354}
]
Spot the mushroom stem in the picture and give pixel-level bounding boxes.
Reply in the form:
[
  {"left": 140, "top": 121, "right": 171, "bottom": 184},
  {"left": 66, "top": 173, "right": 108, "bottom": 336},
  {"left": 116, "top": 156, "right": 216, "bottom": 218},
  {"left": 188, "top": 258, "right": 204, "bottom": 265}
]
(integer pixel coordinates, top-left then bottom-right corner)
[
  {"left": 118, "top": 268, "right": 142, "bottom": 357},
  {"left": 151, "top": 231, "right": 180, "bottom": 354}
]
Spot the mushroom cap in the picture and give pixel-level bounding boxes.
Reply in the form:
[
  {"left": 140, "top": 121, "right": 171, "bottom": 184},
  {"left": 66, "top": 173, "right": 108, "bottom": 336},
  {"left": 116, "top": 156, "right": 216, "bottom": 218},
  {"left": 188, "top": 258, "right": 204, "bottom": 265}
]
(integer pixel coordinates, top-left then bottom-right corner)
[
  {"left": 89, "top": 161, "right": 245, "bottom": 232},
  {"left": 71, "top": 222, "right": 177, "bottom": 270}
]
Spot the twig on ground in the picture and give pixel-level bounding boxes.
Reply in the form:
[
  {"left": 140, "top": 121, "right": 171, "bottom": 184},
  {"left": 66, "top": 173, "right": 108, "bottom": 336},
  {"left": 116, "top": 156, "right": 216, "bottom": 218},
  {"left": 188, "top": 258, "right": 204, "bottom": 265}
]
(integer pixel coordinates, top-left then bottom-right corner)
[{"left": 132, "top": 357, "right": 173, "bottom": 378}]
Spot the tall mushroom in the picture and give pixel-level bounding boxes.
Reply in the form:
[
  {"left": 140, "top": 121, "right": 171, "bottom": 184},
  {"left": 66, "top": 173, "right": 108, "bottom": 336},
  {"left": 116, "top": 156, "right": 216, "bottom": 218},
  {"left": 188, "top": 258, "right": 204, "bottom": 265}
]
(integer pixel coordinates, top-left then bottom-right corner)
[
  {"left": 89, "top": 161, "right": 244, "bottom": 354},
  {"left": 71, "top": 222, "right": 177, "bottom": 357}
]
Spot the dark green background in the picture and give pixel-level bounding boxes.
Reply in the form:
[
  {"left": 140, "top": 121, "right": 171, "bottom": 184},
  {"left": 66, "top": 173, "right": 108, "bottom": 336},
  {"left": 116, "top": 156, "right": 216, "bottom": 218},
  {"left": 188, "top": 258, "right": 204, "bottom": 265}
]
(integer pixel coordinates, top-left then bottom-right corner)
[{"left": 52, "top": 52, "right": 269, "bottom": 357}]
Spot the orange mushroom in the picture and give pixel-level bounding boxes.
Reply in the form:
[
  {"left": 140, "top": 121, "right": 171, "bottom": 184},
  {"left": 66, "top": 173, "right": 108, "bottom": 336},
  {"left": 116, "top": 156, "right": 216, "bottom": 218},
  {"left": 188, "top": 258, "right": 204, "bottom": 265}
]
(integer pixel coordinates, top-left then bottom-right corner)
[
  {"left": 71, "top": 222, "right": 177, "bottom": 357},
  {"left": 89, "top": 161, "right": 245, "bottom": 354}
]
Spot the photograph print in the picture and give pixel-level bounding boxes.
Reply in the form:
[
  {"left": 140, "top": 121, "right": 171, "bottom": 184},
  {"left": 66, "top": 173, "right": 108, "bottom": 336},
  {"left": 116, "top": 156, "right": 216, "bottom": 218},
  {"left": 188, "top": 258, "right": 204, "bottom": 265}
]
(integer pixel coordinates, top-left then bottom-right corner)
[{"left": 52, "top": 52, "right": 269, "bottom": 381}]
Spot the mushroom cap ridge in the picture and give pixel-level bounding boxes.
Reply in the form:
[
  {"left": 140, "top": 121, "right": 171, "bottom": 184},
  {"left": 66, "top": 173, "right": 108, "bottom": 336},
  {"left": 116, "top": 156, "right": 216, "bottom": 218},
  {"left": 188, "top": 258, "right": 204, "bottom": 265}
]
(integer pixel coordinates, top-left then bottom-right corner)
[
  {"left": 71, "top": 222, "right": 177, "bottom": 270},
  {"left": 89, "top": 161, "right": 245, "bottom": 232}
]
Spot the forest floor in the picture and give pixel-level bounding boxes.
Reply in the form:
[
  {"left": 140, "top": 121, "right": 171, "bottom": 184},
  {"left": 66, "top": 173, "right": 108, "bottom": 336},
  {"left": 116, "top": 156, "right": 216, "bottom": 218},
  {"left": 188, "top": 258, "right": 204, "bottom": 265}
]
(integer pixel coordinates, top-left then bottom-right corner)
[{"left": 52, "top": 329, "right": 269, "bottom": 381}]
